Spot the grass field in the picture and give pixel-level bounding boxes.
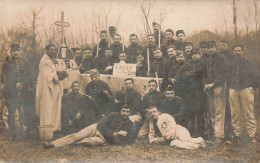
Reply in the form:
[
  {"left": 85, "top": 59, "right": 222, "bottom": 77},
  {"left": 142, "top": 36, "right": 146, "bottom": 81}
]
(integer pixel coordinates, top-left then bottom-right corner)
[
  {"left": 1, "top": 93, "right": 260, "bottom": 162},
  {"left": 0, "top": 130, "right": 259, "bottom": 162}
]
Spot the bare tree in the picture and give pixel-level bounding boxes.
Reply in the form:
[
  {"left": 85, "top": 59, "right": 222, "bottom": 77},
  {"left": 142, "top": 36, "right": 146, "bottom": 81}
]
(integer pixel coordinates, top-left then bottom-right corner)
[
  {"left": 244, "top": 2, "right": 252, "bottom": 44},
  {"left": 140, "top": 0, "right": 154, "bottom": 35}
]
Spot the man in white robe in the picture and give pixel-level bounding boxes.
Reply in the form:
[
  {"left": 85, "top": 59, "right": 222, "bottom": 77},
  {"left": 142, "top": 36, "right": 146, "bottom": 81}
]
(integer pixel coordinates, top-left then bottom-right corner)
[
  {"left": 147, "top": 106, "right": 206, "bottom": 149},
  {"left": 36, "top": 44, "right": 68, "bottom": 132}
]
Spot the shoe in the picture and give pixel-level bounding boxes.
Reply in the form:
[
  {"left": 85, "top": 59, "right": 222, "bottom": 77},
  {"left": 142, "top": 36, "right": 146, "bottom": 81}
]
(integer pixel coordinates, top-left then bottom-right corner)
[{"left": 43, "top": 142, "right": 54, "bottom": 149}]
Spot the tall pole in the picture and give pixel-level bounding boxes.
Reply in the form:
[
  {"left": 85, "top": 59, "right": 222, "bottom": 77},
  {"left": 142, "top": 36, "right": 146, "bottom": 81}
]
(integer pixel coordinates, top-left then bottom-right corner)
[{"left": 233, "top": 0, "right": 237, "bottom": 40}]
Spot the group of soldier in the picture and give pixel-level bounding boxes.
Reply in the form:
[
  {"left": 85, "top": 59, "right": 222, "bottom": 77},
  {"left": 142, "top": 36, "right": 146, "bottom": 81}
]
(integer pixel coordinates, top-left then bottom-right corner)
[{"left": 1, "top": 22, "right": 259, "bottom": 150}]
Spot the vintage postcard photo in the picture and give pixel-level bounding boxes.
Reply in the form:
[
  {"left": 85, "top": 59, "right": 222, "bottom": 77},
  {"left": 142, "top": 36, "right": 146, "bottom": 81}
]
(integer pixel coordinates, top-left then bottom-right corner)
[{"left": 0, "top": 0, "right": 259, "bottom": 162}]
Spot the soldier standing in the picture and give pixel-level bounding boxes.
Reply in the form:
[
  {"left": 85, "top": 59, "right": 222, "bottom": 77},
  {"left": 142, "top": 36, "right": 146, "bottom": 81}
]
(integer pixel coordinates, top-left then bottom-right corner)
[
  {"left": 93, "top": 30, "right": 109, "bottom": 59},
  {"left": 218, "top": 40, "right": 234, "bottom": 140},
  {"left": 161, "top": 29, "right": 177, "bottom": 57},
  {"left": 175, "top": 30, "right": 187, "bottom": 52},
  {"left": 152, "top": 22, "right": 165, "bottom": 47},
  {"left": 125, "top": 34, "right": 143, "bottom": 63},
  {"left": 111, "top": 34, "right": 126, "bottom": 62},
  {"left": 204, "top": 41, "right": 227, "bottom": 146},
  {"left": 1, "top": 44, "right": 25, "bottom": 140},
  {"left": 229, "top": 45, "right": 258, "bottom": 145}
]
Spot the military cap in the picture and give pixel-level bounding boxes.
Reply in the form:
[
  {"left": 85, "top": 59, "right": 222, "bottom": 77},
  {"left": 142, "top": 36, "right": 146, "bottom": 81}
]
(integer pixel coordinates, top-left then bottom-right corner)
[
  {"left": 208, "top": 41, "right": 217, "bottom": 47},
  {"left": 152, "top": 22, "right": 160, "bottom": 26},
  {"left": 199, "top": 41, "right": 208, "bottom": 48},
  {"left": 190, "top": 48, "right": 201, "bottom": 55},
  {"left": 165, "top": 29, "right": 174, "bottom": 35},
  {"left": 176, "top": 30, "right": 185, "bottom": 36},
  {"left": 11, "top": 44, "right": 20, "bottom": 51},
  {"left": 90, "top": 69, "right": 100, "bottom": 77},
  {"left": 109, "top": 26, "right": 116, "bottom": 31}
]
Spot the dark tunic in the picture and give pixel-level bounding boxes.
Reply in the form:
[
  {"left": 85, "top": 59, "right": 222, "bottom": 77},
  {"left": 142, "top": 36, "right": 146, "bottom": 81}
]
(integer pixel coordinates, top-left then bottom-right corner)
[
  {"left": 115, "top": 89, "right": 142, "bottom": 115},
  {"left": 183, "top": 59, "right": 207, "bottom": 135},
  {"left": 92, "top": 40, "right": 109, "bottom": 59},
  {"left": 142, "top": 44, "right": 157, "bottom": 63},
  {"left": 205, "top": 53, "right": 227, "bottom": 87},
  {"left": 175, "top": 41, "right": 186, "bottom": 52},
  {"left": 125, "top": 44, "right": 143, "bottom": 63},
  {"left": 1, "top": 57, "right": 26, "bottom": 136},
  {"left": 98, "top": 57, "right": 116, "bottom": 75},
  {"left": 111, "top": 42, "right": 126, "bottom": 62},
  {"left": 136, "top": 61, "right": 148, "bottom": 77},
  {"left": 168, "top": 62, "right": 189, "bottom": 97},
  {"left": 229, "top": 56, "right": 259, "bottom": 90},
  {"left": 160, "top": 96, "right": 187, "bottom": 126},
  {"left": 142, "top": 91, "right": 164, "bottom": 117},
  {"left": 85, "top": 80, "right": 113, "bottom": 115},
  {"left": 150, "top": 57, "right": 169, "bottom": 78},
  {"left": 81, "top": 57, "right": 99, "bottom": 73},
  {"left": 161, "top": 39, "right": 177, "bottom": 57},
  {"left": 219, "top": 50, "right": 234, "bottom": 87},
  {"left": 153, "top": 30, "right": 165, "bottom": 47},
  {"left": 97, "top": 112, "right": 135, "bottom": 144},
  {"left": 61, "top": 92, "right": 100, "bottom": 133}
]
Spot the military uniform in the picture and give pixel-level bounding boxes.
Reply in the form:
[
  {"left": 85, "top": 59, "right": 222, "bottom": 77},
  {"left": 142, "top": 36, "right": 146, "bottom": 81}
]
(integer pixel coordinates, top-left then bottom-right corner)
[
  {"left": 1, "top": 57, "right": 26, "bottom": 138},
  {"left": 111, "top": 42, "right": 126, "bottom": 62},
  {"left": 51, "top": 112, "right": 135, "bottom": 147},
  {"left": 150, "top": 57, "right": 169, "bottom": 79},
  {"left": 168, "top": 62, "right": 189, "bottom": 98},
  {"left": 219, "top": 50, "right": 234, "bottom": 139},
  {"left": 98, "top": 57, "right": 115, "bottom": 75},
  {"left": 183, "top": 59, "right": 207, "bottom": 137},
  {"left": 81, "top": 57, "right": 99, "bottom": 73},
  {"left": 142, "top": 91, "right": 164, "bottom": 114},
  {"left": 136, "top": 61, "right": 148, "bottom": 77},
  {"left": 161, "top": 39, "right": 177, "bottom": 57},
  {"left": 205, "top": 52, "right": 227, "bottom": 139},
  {"left": 175, "top": 41, "right": 186, "bottom": 52},
  {"left": 160, "top": 96, "right": 187, "bottom": 126},
  {"left": 92, "top": 40, "right": 109, "bottom": 59},
  {"left": 125, "top": 44, "right": 143, "bottom": 63},
  {"left": 142, "top": 44, "right": 157, "bottom": 63},
  {"left": 137, "top": 90, "right": 164, "bottom": 139},
  {"left": 61, "top": 92, "right": 99, "bottom": 135},
  {"left": 115, "top": 89, "right": 142, "bottom": 115},
  {"left": 85, "top": 80, "right": 113, "bottom": 115},
  {"left": 229, "top": 56, "right": 258, "bottom": 138},
  {"left": 153, "top": 30, "right": 165, "bottom": 47}
]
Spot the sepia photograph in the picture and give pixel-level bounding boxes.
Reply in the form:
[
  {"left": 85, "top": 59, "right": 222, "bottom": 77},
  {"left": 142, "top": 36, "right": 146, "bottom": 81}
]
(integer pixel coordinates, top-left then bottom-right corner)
[{"left": 0, "top": 0, "right": 259, "bottom": 162}]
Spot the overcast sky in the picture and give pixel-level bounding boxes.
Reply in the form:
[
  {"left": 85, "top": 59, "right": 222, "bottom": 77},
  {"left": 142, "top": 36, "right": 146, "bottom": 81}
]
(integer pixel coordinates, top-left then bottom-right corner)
[{"left": 0, "top": 0, "right": 257, "bottom": 43}]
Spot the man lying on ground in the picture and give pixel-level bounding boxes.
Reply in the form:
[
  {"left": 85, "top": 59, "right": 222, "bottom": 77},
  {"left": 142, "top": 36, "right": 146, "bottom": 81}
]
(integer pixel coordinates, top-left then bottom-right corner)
[
  {"left": 147, "top": 106, "right": 206, "bottom": 149},
  {"left": 43, "top": 104, "right": 135, "bottom": 148}
]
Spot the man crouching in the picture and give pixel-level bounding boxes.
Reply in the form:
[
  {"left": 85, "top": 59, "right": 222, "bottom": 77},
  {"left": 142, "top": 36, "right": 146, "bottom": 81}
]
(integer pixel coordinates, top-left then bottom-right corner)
[
  {"left": 148, "top": 106, "right": 206, "bottom": 149},
  {"left": 43, "top": 104, "right": 135, "bottom": 148}
]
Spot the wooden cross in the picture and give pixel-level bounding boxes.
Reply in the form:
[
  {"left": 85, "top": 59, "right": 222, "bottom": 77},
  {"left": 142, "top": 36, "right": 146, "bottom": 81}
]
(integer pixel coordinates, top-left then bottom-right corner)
[{"left": 55, "top": 11, "right": 70, "bottom": 47}]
